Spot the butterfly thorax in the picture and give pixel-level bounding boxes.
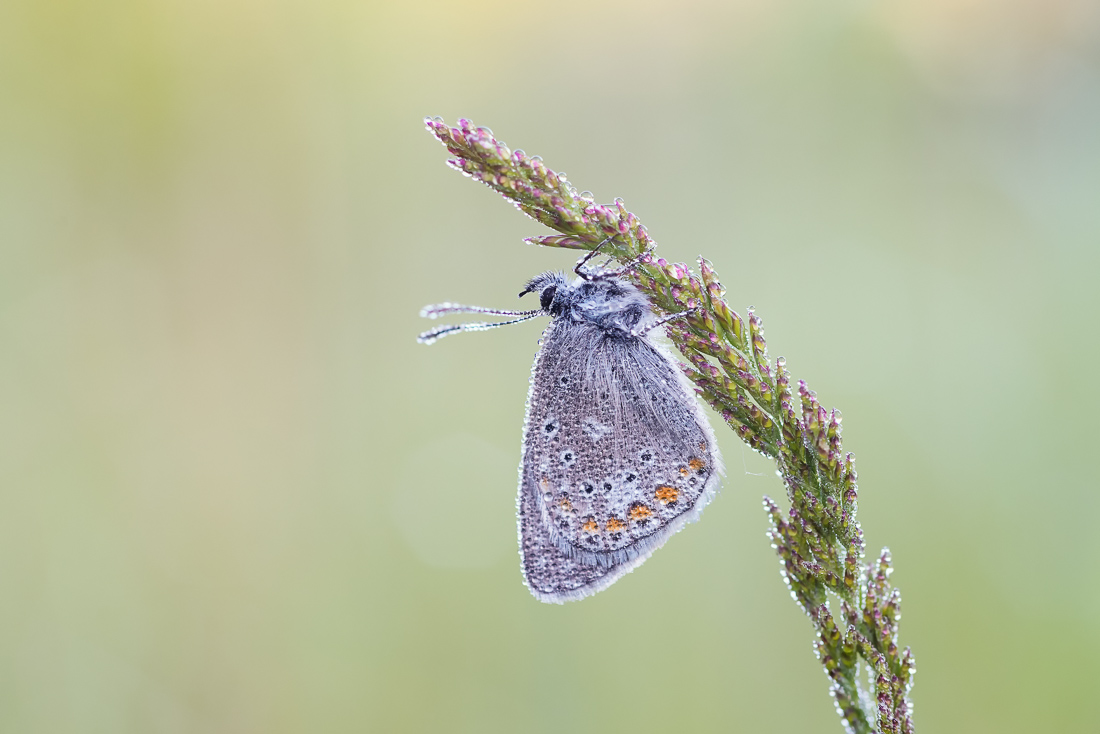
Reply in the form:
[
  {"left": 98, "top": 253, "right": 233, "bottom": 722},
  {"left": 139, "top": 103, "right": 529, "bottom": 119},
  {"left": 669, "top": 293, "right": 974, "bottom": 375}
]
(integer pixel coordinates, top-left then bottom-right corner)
[{"left": 522, "top": 272, "right": 651, "bottom": 339}]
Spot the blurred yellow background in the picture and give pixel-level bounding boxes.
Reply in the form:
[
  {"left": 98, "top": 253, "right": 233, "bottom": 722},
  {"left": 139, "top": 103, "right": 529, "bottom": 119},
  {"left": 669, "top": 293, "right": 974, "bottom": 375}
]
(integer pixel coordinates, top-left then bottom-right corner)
[{"left": 2, "top": 0, "right": 1098, "bottom": 731}]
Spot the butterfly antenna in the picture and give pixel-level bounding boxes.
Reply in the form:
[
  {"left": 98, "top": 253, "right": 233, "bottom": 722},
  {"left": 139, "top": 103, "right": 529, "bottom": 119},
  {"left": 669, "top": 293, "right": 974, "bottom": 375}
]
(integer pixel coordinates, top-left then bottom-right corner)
[
  {"left": 420, "top": 302, "right": 542, "bottom": 319},
  {"left": 417, "top": 312, "right": 543, "bottom": 345}
]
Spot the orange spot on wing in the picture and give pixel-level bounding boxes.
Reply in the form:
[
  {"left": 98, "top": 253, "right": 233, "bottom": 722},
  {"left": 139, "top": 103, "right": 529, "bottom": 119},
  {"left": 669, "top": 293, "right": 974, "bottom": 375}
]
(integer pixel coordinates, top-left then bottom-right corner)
[
  {"left": 605, "top": 517, "right": 626, "bottom": 532},
  {"left": 655, "top": 485, "right": 679, "bottom": 505},
  {"left": 629, "top": 504, "right": 653, "bottom": 521},
  {"left": 689, "top": 457, "right": 706, "bottom": 472},
  {"left": 539, "top": 477, "right": 550, "bottom": 492},
  {"left": 559, "top": 496, "right": 573, "bottom": 512},
  {"left": 582, "top": 517, "right": 599, "bottom": 534},
  {"left": 678, "top": 466, "right": 689, "bottom": 477}
]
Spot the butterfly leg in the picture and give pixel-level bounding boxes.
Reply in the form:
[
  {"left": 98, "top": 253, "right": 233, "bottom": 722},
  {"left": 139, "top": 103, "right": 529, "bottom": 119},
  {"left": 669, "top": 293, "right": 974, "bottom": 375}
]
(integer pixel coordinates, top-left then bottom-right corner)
[
  {"left": 590, "top": 247, "right": 655, "bottom": 280},
  {"left": 632, "top": 305, "right": 701, "bottom": 337},
  {"left": 573, "top": 236, "right": 616, "bottom": 280},
  {"left": 575, "top": 239, "right": 655, "bottom": 282}
]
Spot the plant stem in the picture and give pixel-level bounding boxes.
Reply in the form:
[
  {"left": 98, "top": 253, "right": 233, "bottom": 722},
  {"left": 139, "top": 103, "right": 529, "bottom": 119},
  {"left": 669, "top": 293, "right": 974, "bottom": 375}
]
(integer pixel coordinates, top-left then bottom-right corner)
[{"left": 424, "top": 117, "right": 916, "bottom": 733}]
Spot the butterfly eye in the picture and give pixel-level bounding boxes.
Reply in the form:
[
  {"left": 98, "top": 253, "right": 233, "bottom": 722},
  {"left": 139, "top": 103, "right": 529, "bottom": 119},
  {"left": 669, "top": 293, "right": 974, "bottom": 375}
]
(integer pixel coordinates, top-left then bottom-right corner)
[{"left": 539, "top": 285, "right": 557, "bottom": 311}]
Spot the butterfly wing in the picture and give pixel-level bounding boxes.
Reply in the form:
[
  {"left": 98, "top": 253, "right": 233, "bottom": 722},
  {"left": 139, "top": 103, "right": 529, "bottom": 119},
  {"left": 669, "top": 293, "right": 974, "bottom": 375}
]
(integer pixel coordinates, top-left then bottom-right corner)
[{"left": 518, "top": 318, "right": 722, "bottom": 603}]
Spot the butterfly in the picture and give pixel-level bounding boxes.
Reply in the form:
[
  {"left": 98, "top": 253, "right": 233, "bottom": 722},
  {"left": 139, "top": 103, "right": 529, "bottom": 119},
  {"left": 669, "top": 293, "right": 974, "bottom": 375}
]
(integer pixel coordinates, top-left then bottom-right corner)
[{"left": 420, "top": 243, "right": 722, "bottom": 602}]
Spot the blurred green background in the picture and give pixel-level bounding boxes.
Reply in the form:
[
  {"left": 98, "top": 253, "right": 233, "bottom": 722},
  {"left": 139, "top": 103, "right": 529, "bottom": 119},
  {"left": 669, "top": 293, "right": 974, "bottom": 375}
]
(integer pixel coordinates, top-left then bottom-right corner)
[{"left": 2, "top": 0, "right": 1098, "bottom": 731}]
